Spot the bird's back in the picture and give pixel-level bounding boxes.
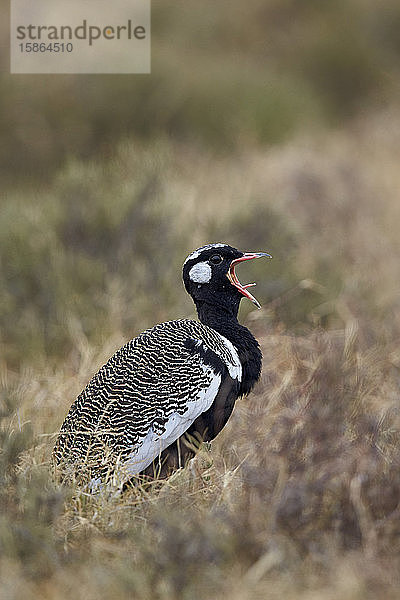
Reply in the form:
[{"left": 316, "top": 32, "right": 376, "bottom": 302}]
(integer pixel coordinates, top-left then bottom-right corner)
[{"left": 53, "top": 319, "right": 241, "bottom": 486}]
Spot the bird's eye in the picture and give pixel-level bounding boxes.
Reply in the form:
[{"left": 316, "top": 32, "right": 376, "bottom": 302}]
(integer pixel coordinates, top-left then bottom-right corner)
[{"left": 209, "top": 254, "right": 223, "bottom": 265}]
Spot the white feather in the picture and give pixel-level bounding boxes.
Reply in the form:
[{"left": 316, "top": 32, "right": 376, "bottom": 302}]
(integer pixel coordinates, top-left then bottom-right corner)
[
  {"left": 117, "top": 365, "right": 221, "bottom": 481},
  {"left": 214, "top": 332, "right": 242, "bottom": 381}
]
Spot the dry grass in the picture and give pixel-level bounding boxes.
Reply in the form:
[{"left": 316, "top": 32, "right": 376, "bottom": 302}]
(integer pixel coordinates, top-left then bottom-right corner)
[
  {"left": 1, "top": 110, "right": 400, "bottom": 598},
  {"left": 2, "top": 323, "right": 400, "bottom": 599}
]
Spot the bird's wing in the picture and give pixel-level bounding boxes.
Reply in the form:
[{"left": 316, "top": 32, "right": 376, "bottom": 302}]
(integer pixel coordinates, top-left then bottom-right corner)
[{"left": 54, "top": 320, "right": 241, "bottom": 482}]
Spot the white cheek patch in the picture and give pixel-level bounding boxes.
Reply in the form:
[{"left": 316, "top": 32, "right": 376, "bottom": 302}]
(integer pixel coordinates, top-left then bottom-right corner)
[{"left": 189, "top": 261, "right": 212, "bottom": 284}]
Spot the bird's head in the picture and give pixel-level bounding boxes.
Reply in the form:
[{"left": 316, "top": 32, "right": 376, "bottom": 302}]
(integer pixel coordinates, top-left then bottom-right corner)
[{"left": 182, "top": 243, "right": 272, "bottom": 315}]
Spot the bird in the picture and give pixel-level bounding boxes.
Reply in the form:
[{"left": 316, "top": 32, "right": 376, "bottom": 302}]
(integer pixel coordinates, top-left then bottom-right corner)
[{"left": 53, "top": 243, "right": 271, "bottom": 490}]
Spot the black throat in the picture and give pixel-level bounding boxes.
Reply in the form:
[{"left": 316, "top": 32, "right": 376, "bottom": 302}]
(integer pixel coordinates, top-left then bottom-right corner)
[{"left": 195, "top": 299, "right": 262, "bottom": 396}]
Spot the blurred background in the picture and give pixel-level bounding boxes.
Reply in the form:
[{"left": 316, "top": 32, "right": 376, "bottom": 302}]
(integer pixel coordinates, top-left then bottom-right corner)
[
  {"left": 1, "top": 0, "right": 400, "bottom": 367},
  {"left": 2, "top": 2, "right": 400, "bottom": 597}
]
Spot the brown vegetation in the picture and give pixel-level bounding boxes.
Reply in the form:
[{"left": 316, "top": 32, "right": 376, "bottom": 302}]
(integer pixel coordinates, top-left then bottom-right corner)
[
  {"left": 2, "top": 110, "right": 400, "bottom": 597},
  {"left": 2, "top": 0, "right": 400, "bottom": 596}
]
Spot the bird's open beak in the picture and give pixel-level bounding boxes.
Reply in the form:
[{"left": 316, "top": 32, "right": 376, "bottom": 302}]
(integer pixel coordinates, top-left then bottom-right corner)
[{"left": 227, "top": 252, "right": 272, "bottom": 309}]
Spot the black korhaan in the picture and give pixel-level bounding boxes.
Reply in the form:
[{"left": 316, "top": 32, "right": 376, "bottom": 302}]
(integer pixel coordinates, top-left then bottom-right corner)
[{"left": 53, "top": 243, "right": 271, "bottom": 490}]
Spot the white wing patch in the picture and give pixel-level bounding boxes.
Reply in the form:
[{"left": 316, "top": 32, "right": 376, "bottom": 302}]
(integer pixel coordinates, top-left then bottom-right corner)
[
  {"left": 68, "top": 318, "right": 243, "bottom": 493},
  {"left": 214, "top": 332, "right": 242, "bottom": 381},
  {"left": 118, "top": 365, "right": 221, "bottom": 480},
  {"left": 188, "top": 261, "right": 212, "bottom": 283}
]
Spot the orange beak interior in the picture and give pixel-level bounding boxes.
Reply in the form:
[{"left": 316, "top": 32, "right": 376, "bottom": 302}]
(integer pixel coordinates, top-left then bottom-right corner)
[{"left": 227, "top": 252, "right": 272, "bottom": 309}]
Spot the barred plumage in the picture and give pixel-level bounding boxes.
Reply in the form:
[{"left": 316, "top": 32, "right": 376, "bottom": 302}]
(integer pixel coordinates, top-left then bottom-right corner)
[{"left": 53, "top": 319, "right": 240, "bottom": 486}]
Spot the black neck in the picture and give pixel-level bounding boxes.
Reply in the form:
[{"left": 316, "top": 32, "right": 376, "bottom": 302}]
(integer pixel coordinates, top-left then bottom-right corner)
[{"left": 195, "top": 300, "right": 262, "bottom": 396}]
